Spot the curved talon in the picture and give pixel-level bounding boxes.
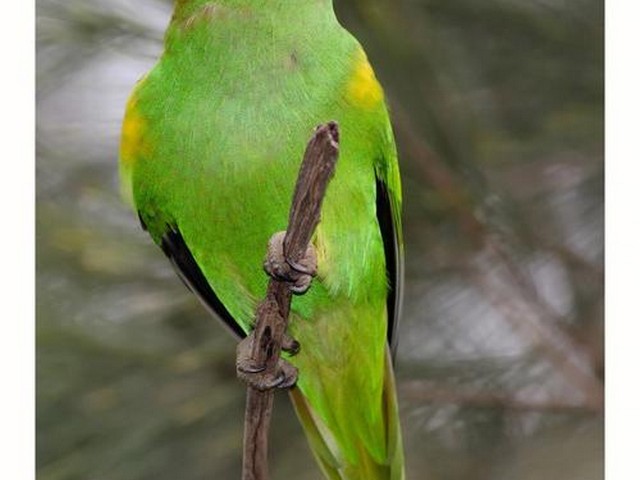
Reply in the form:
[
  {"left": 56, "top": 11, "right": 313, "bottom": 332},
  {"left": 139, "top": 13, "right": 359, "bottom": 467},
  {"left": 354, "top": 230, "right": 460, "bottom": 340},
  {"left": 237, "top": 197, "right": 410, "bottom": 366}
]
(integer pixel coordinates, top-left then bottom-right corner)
[
  {"left": 237, "top": 362, "right": 266, "bottom": 374},
  {"left": 278, "top": 371, "right": 298, "bottom": 389},
  {"left": 279, "top": 378, "right": 296, "bottom": 389},
  {"left": 282, "top": 335, "right": 300, "bottom": 355},
  {"left": 289, "top": 276, "right": 312, "bottom": 295},
  {"left": 274, "top": 359, "right": 298, "bottom": 390},
  {"left": 287, "top": 255, "right": 317, "bottom": 277},
  {"left": 287, "top": 243, "right": 318, "bottom": 278},
  {"left": 258, "top": 371, "right": 286, "bottom": 391},
  {"left": 238, "top": 360, "right": 298, "bottom": 391}
]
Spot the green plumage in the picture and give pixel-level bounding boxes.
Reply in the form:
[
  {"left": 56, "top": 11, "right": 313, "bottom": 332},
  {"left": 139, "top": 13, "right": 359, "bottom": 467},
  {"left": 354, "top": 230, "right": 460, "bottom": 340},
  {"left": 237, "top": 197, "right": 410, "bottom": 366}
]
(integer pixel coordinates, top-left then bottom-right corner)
[{"left": 120, "top": 1, "right": 404, "bottom": 478}]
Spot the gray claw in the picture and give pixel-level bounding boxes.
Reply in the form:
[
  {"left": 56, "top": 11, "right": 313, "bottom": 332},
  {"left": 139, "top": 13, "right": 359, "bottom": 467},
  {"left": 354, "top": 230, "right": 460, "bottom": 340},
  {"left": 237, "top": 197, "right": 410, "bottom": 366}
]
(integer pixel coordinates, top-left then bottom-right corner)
[
  {"left": 282, "top": 334, "right": 301, "bottom": 355},
  {"left": 237, "top": 362, "right": 266, "bottom": 374},
  {"left": 276, "top": 360, "right": 298, "bottom": 389}
]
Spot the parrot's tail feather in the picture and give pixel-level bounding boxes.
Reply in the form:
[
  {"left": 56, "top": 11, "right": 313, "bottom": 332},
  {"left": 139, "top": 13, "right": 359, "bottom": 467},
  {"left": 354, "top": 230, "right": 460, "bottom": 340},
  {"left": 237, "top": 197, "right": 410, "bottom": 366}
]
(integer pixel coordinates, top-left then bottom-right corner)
[
  {"left": 289, "top": 388, "right": 344, "bottom": 480},
  {"left": 382, "top": 347, "right": 405, "bottom": 480},
  {"left": 289, "top": 346, "right": 405, "bottom": 480}
]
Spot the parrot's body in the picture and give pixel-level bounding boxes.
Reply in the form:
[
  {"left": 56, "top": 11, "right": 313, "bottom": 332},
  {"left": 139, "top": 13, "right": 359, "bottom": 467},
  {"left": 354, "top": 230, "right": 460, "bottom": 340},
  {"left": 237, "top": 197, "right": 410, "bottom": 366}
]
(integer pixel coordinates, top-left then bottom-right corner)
[{"left": 119, "top": 1, "right": 404, "bottom": 478}]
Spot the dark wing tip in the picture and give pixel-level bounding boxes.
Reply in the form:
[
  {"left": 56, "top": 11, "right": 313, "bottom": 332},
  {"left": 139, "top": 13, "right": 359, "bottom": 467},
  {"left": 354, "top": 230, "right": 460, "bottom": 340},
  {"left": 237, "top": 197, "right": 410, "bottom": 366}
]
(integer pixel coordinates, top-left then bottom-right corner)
[
  {"left": 375, "top": 177, "right": 404, "bottom": 355},
  {"left": 158, "top": 223, "right": 245, "bottom": 339}
]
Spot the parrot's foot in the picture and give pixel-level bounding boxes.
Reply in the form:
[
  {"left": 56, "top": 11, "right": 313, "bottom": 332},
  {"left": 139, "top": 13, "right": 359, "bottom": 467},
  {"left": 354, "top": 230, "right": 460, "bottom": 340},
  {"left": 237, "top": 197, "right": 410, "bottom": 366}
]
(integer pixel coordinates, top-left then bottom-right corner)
[
  {"left": 236, "top": 334, "right": 298, "bottom": 390},
  {"left": 263, "top": 231, "right": 317, "bottom": 294}
]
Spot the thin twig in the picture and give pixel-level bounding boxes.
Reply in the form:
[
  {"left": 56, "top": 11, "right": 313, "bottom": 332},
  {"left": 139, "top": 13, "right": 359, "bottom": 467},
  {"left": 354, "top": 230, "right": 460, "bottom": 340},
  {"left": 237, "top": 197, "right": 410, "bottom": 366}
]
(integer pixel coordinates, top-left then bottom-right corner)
[{"left": 241, "top": 122, "right": 340, "bottom": 480}]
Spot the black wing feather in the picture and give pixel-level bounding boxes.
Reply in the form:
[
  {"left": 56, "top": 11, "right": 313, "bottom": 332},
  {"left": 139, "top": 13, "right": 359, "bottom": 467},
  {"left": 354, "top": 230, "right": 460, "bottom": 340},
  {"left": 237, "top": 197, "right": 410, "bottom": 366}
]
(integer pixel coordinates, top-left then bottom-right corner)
[
  {"left": 157, "top": 223, "right": 245, "bottom": 339},
  {"left": 375, "top": 177, "right": 404, "bottom": 353}
]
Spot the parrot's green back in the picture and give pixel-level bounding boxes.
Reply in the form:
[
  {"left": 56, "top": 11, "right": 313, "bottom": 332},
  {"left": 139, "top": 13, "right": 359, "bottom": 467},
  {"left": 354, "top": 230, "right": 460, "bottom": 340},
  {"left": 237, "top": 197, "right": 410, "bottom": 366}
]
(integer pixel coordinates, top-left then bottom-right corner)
[{"left": 120, "top": 1, "right": 404, "bottom": 478}]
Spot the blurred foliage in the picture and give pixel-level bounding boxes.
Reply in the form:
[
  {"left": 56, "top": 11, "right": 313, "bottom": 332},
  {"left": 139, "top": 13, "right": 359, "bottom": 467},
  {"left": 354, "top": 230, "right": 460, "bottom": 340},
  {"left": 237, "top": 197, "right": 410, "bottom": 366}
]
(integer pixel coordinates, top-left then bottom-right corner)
[{"left": 36, "top": 0, "right": 603, "bottom": 479}]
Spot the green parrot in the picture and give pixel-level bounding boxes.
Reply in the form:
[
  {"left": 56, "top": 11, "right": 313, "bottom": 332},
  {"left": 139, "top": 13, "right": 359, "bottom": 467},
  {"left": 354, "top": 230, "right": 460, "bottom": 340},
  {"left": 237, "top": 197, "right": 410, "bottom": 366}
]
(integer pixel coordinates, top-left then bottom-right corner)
[{"left": 119, "top": 1, "right": 404, "bottom": 478}]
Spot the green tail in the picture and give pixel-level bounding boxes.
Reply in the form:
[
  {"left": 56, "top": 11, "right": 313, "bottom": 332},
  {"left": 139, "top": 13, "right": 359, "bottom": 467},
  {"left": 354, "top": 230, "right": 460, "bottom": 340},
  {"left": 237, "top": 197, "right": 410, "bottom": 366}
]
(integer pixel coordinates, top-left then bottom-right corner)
[{"left": 290, "top": 347, "right": 405, "bottom": 480}]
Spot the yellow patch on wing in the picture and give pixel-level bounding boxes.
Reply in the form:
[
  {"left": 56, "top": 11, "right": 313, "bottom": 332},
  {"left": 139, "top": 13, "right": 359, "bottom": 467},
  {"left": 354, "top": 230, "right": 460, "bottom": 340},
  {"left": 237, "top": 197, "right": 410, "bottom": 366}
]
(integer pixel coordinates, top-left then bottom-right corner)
[
  {"left": 119, "top": 85, "right": 150, "bottom": 206},
  {"left": 120, "top": 96, "right": 147, "bottom": 168},
  {"left": 346, "top": 48, "right": 384, "bottom": 109}
]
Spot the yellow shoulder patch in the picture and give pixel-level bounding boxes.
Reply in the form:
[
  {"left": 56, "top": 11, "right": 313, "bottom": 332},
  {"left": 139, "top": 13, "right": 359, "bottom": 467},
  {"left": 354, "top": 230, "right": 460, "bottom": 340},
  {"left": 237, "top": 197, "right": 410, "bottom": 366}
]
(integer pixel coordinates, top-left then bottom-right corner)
[
  {"left": 119, "top": 80, "right": 150, "bottom": 206},
  {"left": 120, "top": 96, "right": 147, "bottom": 168},
  {"left": 346, "top": 47, "right": 384, "bottom": 109}
]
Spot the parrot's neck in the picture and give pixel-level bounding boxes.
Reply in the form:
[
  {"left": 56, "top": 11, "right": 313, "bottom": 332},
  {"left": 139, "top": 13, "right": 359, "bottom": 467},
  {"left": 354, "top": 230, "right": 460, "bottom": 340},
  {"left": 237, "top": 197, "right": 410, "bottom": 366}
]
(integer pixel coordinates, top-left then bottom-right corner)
[
  {"left": 172, "top": 0, "right": 333, "bottom": 18},
  {"left": 168, "top": 0, "right": 337, "bottom": 47}
]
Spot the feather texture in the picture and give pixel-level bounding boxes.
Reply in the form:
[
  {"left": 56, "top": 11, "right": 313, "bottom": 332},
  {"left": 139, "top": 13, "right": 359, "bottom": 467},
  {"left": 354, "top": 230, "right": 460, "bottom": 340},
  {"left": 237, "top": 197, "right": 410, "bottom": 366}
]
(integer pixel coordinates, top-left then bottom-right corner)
[{"left": 119, "top": 1, "right": 404, "bottom": 478}]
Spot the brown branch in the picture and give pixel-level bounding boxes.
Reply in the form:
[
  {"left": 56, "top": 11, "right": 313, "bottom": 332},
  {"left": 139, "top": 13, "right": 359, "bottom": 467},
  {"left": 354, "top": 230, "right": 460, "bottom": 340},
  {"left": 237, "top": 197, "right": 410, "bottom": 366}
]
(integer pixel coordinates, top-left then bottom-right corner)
[{"left": 240, "top": 122, "right": 340, "bottom": 480}]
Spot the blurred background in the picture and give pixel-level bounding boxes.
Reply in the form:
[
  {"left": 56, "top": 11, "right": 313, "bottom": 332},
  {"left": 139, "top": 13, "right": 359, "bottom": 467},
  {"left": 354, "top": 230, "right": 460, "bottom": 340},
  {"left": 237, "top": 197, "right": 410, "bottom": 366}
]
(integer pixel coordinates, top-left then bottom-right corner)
[{"left": 36, "top": 0, "right": 603, "bottom": 479}]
